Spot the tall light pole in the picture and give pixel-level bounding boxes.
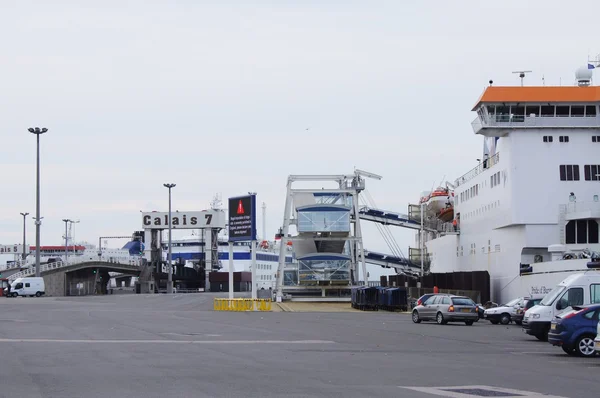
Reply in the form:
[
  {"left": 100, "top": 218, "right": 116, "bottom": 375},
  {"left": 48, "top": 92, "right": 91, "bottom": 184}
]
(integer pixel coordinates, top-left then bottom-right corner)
[
  {"left": 62, "top": 219, "right": 71, "bottom": 264},
  {"left": 163, "top": 183, "right": 176, "bottom": 294},
  {"left": 29, "top": 127, "right": 48, "bottom": 277},
  {"left": 19, "top": 212, "right": 29, "bottom": 263}
]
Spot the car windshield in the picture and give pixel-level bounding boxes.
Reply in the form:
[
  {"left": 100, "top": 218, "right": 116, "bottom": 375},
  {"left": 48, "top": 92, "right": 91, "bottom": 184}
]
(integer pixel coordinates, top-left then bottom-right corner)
[
  {"left": 503, "top": 298, "right": 520, "bottom": 307},
  {"left": 451, "top": 297, "right": 475, "bottom": 306},
  {"left": 540, "top": 286, "right": 566, "bottom": 306}
]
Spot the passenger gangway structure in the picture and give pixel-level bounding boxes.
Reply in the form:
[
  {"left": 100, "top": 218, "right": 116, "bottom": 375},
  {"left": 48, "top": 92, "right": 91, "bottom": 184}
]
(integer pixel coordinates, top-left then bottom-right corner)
[
  {"left": 357, "top": 206, "right": 442, "bottom": 233},
  {"left": 363, "top": 250, "right": 421, "bottom": 274}
]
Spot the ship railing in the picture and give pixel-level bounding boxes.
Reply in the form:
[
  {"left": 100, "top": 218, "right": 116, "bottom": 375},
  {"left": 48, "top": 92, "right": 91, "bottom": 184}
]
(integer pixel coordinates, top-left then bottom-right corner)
[
  {"left": 565, "top": 201, "right": 600, "bottom": 216},
  {"left": 454, "top": 152, "right": 499, "bottom": 187},
  {"left": 472, "top": 114, "right": 600, "bottom": 134}
]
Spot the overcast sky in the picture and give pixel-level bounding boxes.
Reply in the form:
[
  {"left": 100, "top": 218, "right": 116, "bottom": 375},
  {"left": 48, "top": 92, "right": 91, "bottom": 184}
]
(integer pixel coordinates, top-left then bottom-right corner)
[{"left": 2, "top": 0, "right": 600, "bottom": 274}]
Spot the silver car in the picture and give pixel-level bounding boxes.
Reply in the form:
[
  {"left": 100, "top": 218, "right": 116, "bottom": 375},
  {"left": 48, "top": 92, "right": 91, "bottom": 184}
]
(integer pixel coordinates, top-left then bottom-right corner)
[{"left": 412, "top": 294, "right": 479, "bottom": 325}]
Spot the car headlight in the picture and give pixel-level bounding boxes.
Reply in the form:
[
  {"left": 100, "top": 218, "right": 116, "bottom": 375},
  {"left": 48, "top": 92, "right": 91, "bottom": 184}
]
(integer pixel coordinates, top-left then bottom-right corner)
[{"left": 531, "top": 313, "right": 540, "bottom": 319}]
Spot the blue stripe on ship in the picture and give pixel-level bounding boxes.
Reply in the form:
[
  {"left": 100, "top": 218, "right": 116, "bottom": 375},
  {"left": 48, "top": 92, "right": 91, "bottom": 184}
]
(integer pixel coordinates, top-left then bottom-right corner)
[{"left": 171, "top": 252, "right": 293, "bottom": 262}]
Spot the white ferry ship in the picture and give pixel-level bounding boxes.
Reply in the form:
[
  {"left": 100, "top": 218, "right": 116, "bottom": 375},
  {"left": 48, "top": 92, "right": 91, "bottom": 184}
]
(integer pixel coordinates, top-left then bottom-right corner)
[
  {"left": 163, "top": 231, "right": 295, "bottom": 289},
  {"left": 420, "top": 65, "right": 600, "bottom": 303}
]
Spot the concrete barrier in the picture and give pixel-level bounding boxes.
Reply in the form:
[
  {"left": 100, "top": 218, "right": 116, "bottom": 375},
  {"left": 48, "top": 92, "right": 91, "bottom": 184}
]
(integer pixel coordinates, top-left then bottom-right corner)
[{"left": 213, "top": 298, "right": 272, "bottom": 312}]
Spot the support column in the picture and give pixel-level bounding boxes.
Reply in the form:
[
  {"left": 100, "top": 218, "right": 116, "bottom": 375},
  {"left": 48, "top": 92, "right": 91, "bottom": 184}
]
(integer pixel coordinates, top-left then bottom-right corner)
[
  {"left": 251, "top": 240, "right": 257, "bottom": 301},
  {"left": 228, "top": 242, "right": 234, "bottom": 299},
  {"left": 276, "top": 180, "right": 293, "bottom": 302},
  {"left": 206, "top": 228, "right": 212, "bottom": 291}
]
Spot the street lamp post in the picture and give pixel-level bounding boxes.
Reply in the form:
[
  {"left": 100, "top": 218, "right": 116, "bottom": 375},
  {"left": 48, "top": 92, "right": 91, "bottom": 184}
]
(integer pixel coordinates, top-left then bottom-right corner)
[
  {"left": 19, "top": 212, "right": 29, "bottom": 263},
  {"left": 62, "top": 219, "right": 71, "bottom": 264},
  {"left": 163, "top": 183, "right": 176, "bottom": 294},
  {"left": 29, "top": 127, "right": 48, "bottom": 277}
]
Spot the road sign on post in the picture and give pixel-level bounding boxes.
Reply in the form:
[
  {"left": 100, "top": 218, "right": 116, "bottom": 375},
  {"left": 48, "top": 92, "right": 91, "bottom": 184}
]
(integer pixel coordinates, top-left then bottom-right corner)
[
  {"left": 227, "top": 195, "right": 257, "bottom": 242},
  {"left": 228, "top": 194, "right": 257, "bottom": 302}
]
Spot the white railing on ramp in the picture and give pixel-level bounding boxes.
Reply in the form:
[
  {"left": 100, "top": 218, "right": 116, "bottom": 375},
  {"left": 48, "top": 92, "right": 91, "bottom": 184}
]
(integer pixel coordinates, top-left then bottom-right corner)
[{"left": 8, "top": 257, "right": 143, "bottom": 282}]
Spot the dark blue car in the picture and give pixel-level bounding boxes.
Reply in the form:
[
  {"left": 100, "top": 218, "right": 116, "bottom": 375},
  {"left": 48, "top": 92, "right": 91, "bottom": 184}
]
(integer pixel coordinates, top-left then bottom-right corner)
[{"left": 548, "top": 304, "right": 600, "bottom": 357}]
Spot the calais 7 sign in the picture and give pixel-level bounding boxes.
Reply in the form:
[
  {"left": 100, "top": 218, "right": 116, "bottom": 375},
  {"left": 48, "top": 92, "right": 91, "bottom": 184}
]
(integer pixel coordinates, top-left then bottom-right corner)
[
  {"left": 142, "top": 210, "right": 225, "bottom": 230},
  {"left": 228, "top": 195, "right": 256, "bottom": 242}
]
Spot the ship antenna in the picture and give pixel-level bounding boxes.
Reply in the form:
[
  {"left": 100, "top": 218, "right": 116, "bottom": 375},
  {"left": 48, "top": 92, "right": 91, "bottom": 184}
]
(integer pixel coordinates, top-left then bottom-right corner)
[{"left": 512, "top": 70, "right": 532, "bottom": 86}]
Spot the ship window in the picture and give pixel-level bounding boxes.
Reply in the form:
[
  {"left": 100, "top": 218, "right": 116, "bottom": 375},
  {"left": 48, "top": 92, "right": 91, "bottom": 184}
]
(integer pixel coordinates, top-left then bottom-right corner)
[
  {"left": 558, "top": 135, "right": 569, "bottom": 143},
  {"left": 559, "top": 165, "right": 579, "bottom": 181},
  {"left": 593, "top": 136, "right": 597, "bottom": 142},
  {"left": 486, "top": 105, "right": 495, "bottom": 116},
  {"left": 585, "top": 105, "right": 597, "bottom": 117},
  {"left": 511, "top": 106, "right": 525, "bottom": 122},
  {"left": 590, "top": 220, "right": 599, "bottom": 244},
  {"left": 495, "top": 105, "right": 510, "bottom": 122},
  {"left": 541, "top": 105, "right": 555, "bottom": 117},
  {"left": 577, "top": 220, "right": 587, "bottom": 244},
  {"left": 526, "top": 105, "right": 540, "bottom": 116},
  {"left": 565, "top": 220, "right": 599, "bottom": 244},
  {"left": 556, "top": 105, "right": 570, "bottom": 117},
  {"left": 584, "top": 165, "right": 600, "bottom": 181},
  {"left": 571, "top": 106, "right": 585, "bottom": 117},
  {"left": 543, "top": 135, "right": 553, "bottom": 143}
]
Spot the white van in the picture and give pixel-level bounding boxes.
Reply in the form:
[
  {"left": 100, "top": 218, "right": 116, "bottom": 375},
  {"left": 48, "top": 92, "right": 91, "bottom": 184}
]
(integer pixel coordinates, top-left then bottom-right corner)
[
  {"left": 522, "top": 271, "right": 600, "bottom": 341},
  {"left": 10, "top": 277, "right": 45, "bottom": 297}
]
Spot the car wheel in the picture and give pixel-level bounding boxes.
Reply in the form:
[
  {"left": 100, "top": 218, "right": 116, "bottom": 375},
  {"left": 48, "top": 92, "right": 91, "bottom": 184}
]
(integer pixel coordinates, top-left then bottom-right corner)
[
  {"left": 35, "top": 292, "right": 41, "bottom": 297},
  {"left": 575, "top": 335, "right": 596, "bottom": 357},
  {"left": 436, "top": 312, "right": 446, "bottom": 325},
  {"left": 465, "top": 320, "right": 474, "bottom": 326},
  {"left": 500, "top": 313, "right": 511, "bottom": 325},
  {"left": 412, "top": 311, "right": 421, "bottom": 323},
  {"left": 562, "top": 345, "right": 576, "bottom": 355}
]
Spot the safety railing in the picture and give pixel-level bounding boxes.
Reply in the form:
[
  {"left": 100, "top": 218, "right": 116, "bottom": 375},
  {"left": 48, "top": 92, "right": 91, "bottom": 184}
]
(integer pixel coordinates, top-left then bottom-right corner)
[
  {"left": 213, "top": 298, "right": 273, "bottom": 312},
  {"left": 454, "top": 152, "right": 500, "bottom": 187},
  {"left": 7, "top": 257, "right": 144, "bottom": 281},
  {"left": 472, "top": 114, "right": 600, "bottom": 134}
]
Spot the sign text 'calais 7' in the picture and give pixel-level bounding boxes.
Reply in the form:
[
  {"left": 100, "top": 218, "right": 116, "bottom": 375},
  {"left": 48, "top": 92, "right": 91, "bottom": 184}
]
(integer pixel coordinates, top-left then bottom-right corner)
[{"left": 141, "top": 211, "right": 225, "bottom": 230}]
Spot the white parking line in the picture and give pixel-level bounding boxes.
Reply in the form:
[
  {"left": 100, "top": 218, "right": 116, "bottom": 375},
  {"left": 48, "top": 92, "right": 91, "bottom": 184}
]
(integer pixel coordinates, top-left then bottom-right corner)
[
  {"left": 400, "top": 385, "right": 567, "bottom": 397},
  {"left": 0, "top": 338, "right": 335, "bottom": 344}
]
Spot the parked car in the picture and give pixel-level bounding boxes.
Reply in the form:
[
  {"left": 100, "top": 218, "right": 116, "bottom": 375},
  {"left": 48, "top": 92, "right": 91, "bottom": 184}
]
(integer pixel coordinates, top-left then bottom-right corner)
[
  {"left": 547, "top": 304, "right": 600, "bottom": 357},
  {"left": 512, "top": 295, "right": 544, "bottom": 325},
  {"left": 484, "top": 297, "right": 524, "bottom": 325},
  {"left": 412, "top": 295, "right": 479, "bottom": 325},
  {"left": 415, "top": 293, "right": 446, "bottom": 307}
]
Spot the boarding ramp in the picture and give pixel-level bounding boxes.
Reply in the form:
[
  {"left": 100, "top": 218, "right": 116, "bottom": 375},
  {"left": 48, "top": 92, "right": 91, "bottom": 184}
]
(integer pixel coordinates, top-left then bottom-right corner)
[
  {"left": 358, "top": 207, "right": 438, "bottom": 232},
  {"left": 8, "top": 257, "right": 143, "bottom": 282},
  {"left": 363, "top": 250, "right": 421, "bottom": 273}
]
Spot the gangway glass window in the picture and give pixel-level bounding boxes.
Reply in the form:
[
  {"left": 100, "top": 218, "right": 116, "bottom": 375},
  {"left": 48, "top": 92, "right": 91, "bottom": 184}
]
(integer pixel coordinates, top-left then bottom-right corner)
[
  {"left": 297, "top": 206, "right": 351, "bottom": 233},
  {"left": 298, "top": 254, "right": 350, "bottom": 284},
  {"left": 590, "top": 284, "right": 600, "bottom": 304}
]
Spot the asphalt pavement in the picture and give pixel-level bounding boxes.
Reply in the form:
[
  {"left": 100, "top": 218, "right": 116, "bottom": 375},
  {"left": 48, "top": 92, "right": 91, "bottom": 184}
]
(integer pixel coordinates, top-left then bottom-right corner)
[{"left": 0, "top": 294, "right": 597, "bottom": 398}]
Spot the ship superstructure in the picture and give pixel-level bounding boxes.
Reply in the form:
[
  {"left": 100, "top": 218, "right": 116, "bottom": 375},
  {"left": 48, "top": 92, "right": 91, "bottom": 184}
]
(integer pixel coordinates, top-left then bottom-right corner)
[{"left": 424, "top": 66, "right": 600, "bottom": 302}]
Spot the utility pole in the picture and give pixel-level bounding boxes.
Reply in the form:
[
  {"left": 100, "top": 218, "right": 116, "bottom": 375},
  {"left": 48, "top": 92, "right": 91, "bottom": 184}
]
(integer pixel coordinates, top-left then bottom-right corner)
[
  {"left": 163, "top": 183, "right": 176, "bottom": 294},
  {"left": 20, "top": 212, "right": 29, "bottom": 263},
  {"left": 62, "top": 219, "right": 71, "bottom": 264},
  {"left": 28, "top": 127, "right": 48, "bottom": 277}
]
